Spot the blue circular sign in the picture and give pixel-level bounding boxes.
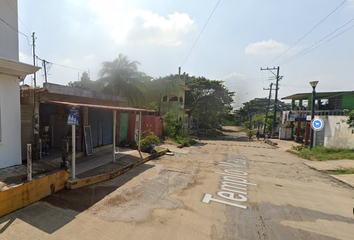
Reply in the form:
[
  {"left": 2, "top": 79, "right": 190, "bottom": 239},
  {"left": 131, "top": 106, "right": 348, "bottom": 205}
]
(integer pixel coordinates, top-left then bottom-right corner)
[{"left": 311, "top": 118, "right": 324, "bottom": 131}]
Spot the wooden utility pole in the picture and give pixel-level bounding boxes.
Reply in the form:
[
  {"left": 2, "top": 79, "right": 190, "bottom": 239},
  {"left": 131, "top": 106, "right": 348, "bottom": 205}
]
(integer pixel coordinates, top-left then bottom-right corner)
[
  {"left": 260, "top": 66, "right": 281, "bottom": 138},
  {"left": 32, "top": 32, "right": 40, "bottom": 160},
  {"left": 42, "top": 59, "right": 48, "bottom": 83},
  {"left": 263, "top": 83, "right": 273, "bottom": 135},
  {"left": 32, "top": 32, "right": 36, "bottom": 87}
]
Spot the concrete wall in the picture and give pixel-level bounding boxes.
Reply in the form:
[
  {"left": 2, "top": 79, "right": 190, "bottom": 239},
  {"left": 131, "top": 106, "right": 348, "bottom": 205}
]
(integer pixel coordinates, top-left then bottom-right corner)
[
  {"left": 0, "top": 74, "right": 22, "bottom": 168},
  {"left": 324, "top": 116, "right": 354, "bottom": 148},
  {"left": 0, "top": 0, "right": 19, "bottom": 61},
  {"left": 0, "top": 169, "right": 69, "bottom": 217}
]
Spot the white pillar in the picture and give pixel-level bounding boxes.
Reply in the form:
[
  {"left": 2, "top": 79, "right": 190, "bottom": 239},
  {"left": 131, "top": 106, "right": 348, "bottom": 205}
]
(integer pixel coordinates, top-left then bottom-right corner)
[
  {"left": 138, "top": 111, "right": 142, "bottom": 158},
  {"left": 72, "top": 124, "right": 76, "bottom": 179},
  {"left": 113, "top": 110, "right": 117, "bottom": 162}
]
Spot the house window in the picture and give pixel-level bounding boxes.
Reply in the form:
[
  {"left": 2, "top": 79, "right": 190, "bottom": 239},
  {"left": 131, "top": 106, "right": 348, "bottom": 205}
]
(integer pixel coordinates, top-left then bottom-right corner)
[{"left": 169, "top": 96, "right": 178, "bottom": 102}]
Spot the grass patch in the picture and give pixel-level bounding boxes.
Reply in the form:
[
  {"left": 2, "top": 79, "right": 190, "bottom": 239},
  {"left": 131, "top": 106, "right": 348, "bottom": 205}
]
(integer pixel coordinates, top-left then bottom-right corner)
[
  {"left": 292, "top": 145, "right": 354, "bottom": 161},
  {"left": 325, "top": 168, "right": 354, "bottom": 175},
  {"left": 163, "top": 136, "right": 197, "bottom": 147},
  {"left": 175, "top": 135, "right": 197, "bottom": 147}
]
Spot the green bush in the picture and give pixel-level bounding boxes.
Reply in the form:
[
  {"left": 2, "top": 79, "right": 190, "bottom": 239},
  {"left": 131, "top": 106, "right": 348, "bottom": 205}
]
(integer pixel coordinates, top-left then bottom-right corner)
[
  {"left": 175, "top": 135, "right": 196, "bottom": 147},
  {"left": 162, "top": 111, "right": 178, "bottom": 137},
  {"left": 140, "top": 129, "right": 160, "bottom": 147}
]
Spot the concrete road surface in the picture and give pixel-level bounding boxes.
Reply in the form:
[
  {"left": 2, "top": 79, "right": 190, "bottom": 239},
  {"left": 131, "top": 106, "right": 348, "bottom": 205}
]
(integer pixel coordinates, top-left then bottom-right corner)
[{"left": 1, "top": 126, "right": 354, "bottom": 240}]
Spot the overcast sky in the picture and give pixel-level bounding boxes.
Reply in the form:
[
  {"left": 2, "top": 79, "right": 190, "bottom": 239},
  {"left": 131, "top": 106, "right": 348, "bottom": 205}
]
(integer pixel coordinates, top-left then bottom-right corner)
[{"left": 14, "top": 0, "right": 354, "bottom": 108}]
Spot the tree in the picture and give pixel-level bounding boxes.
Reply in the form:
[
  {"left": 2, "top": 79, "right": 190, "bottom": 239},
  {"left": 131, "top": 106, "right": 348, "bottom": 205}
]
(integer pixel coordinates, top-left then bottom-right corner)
[
  {"left": 162, "top": 111, "right": 178, "bottom": 137},
  {"left": 143, "top": 102, "right": 158, "bottom": 111},
  {"left": 184, "top": 74, "right": 235, "bottom": 129},
  {"left": 234, "top": 98, "right": 291, "bottom": 130},
  {"left": 346, "top": 110, "right": 354, "bottom": 128},
  {"left": 97, "top": 54, "right": 147, "bottom": 107}
]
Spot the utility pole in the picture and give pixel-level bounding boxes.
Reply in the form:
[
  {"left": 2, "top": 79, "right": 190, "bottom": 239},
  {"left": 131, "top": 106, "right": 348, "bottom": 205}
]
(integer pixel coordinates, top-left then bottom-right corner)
[
  {"left": 32, "top": 32, "right": 40, "bottom": 160},
  {"left": 263, "top": 83, "right": 273, "bottom": 135},
  {"left": 42, "top": 59, "right": 48, "bottom": 83},
  {"left": 260, "top": 66, "right": 281, "bottom": 138},
  {"left": 32, "top": 32, "right": 36, "bottom": 87}
]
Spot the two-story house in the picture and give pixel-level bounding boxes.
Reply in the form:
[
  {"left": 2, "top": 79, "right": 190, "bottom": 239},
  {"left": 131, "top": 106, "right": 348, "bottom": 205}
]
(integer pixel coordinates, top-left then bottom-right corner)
[
  {"left": 0, "top": 0, "right": 40, "bottom": 169},
  {"left": 143, "top": 74, "right": 191, "bottom": 134},
  {"left": 281, "top": 90, "right": 354, "bottom": 148}
]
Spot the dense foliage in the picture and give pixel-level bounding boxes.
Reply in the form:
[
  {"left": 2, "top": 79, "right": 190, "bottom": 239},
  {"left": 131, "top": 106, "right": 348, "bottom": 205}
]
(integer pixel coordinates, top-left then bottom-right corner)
[
  {"left": 162, "top": 111, "right": 178, "bottom": 137},
  {"left": 69, "top": 54, "right": 147, "bottom": 107},
  {"left": 233, "top": 98, "right": 291, "bottom": 131},
  {"left": 183, "top": 74, "right": 235, "bottom": 130}
]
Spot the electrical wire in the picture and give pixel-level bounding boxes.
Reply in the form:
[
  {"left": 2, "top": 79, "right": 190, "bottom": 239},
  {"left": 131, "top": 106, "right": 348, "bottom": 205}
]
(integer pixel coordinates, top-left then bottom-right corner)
[
  {"left": 0, "top": 16, "right": 30, "bottom": 41},
  {"left": 265, "top": 0, "right": 348, "bottom": 66},
  {"left": 4, "top": 0, "right": 31, "bottom": 35},
  {"left": 279, "top": 19, "right": 354, "bottom": 65},
  {"left": 181, "top": 0, "right": 221, "bottom": 67},
  {"left": 35, "top": 55, "right": 99, "bottom": 75}
]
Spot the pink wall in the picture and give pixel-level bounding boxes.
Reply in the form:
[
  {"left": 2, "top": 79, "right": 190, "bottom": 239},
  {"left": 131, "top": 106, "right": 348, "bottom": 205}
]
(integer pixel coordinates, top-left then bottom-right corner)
[{"left": 127, "top": 114, "right": 162, "bottom": 142}]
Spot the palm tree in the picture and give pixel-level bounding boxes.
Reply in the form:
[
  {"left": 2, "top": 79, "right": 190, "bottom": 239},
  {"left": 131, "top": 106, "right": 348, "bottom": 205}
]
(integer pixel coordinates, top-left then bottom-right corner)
[{"left": 98, "top": 54, "right": 147, "bottom": 107}]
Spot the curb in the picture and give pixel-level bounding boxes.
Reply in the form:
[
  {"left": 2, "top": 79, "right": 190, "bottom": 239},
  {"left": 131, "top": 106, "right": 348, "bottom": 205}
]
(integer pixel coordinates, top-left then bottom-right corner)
[
  {"left": 66, "top": 149, "right": 167, "bottom": 190},
  {"left": 0, "top": 169, "right": 69, "bottom": 218}
]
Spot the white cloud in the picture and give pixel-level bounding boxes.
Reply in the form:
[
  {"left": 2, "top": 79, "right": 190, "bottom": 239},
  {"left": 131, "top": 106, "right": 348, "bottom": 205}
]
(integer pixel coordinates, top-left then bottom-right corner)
[
  {"left": 84, "top": 54, "right": 95, "bottom": 60},
  {"left": 19, "top": 52, "right": 32, "bottom": 65},
  {"left": 111, "top": 10, "right": 195, "bottom": 46},
  {"left": 224, "top": 72, "right": 247, "bottom": 82},
  {"left": 245, "top": 39, "right": 288, "bottom": 56},
  {"left": 62, "top": 59, "right": 73, "bottom": 65},
  {"left": 87, "top": 0, "right": 195, "bottom": 46}
]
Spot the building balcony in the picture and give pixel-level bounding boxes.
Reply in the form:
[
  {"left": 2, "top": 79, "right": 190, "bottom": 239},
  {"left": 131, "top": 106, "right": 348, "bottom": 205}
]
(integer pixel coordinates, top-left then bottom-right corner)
[{"left": 282, "top": 110, "right": 347, "bottom": 122}]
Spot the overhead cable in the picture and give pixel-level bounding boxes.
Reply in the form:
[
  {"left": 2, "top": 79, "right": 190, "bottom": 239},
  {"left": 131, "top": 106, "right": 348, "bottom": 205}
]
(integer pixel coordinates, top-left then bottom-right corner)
[
  {"left": 279, "top": 18, "right": 354, "bottom": 65},
  {"left": 181, "top": 0, "right": 222, "bottom": 67},
  {"left": 265, "top": 0, "right": 348, "bottom": 66}
]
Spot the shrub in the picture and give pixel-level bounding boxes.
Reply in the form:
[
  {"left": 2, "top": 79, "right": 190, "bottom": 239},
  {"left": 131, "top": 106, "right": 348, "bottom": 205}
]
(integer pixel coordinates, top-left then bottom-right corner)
[
  {"left": 140, "top": 129, "right": 160, "bottom": 146},
  {"left": 175, "top": 135, "right": 196, "bottom": 147},
  {"left": 162, "top": 111, "right": 178, "bottom": 137}
]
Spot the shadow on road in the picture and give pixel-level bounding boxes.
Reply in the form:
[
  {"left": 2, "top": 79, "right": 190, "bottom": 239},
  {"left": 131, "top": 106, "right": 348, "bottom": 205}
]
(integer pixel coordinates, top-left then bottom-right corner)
[{"left": 0, "top": 163, "right": 154, "bottom": 234}]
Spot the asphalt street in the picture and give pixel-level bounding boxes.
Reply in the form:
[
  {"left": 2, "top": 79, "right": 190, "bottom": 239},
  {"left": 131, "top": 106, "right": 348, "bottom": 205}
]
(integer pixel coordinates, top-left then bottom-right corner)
[{"left": 1, "top": 126, "right": 354, "bottom": 240}]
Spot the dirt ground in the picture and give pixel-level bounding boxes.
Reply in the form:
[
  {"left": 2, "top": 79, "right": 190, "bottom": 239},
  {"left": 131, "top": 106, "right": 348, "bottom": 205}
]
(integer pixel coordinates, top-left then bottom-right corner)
[{"left": 1, "top": 126, "right": 354, "bottom": 240}]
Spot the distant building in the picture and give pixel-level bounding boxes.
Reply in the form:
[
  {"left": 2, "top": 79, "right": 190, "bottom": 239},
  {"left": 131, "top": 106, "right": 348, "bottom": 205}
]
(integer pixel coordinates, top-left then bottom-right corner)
[
  {"left": 143, "top": 75, "right": 191, "bottom": 133},
  {"left": 281, "top": 91, "right": 354, "bottom": 148},
  {"left": 0, "top": 0, "right": 40, "bottom": 169}
]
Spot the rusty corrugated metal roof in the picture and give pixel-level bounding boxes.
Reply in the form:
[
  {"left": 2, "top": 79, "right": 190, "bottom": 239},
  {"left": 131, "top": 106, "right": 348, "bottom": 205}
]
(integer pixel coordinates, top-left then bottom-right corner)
[{"left": 41, "top": 100, "right": 156, "bottom": 113}]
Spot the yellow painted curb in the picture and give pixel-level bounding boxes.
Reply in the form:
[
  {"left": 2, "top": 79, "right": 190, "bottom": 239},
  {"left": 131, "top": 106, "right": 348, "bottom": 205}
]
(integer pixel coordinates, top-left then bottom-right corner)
[{"left": 0, "top": 169, "right": 69, "bottom": 217}]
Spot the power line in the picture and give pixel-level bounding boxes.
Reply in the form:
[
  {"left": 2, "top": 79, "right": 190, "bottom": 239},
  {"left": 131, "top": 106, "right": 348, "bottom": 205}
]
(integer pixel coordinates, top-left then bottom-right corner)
[
  {"left": 4, "top": 0, "right": 31, "bottom": 35},
  {"left": 265, "top": 0, "right": 347, "bottom": 66},
  {"left": 35, "top": 55, "right": 99, "bottom": 75},
  {"left": 279, "top": 18, "right": 354, "bottom": 65},
  {"left": 0, "top": 16, "right": 30, "bottom": 40},
  {"left": 181, "top": 0, "right": 221, "bottom": 67}
]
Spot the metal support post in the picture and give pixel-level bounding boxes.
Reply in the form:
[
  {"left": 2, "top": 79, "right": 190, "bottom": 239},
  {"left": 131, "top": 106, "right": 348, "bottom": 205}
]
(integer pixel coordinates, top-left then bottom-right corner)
[
  {"left": 72, "top": 124, "right": 76, "bottom": 179},
  {"left": 27, "top": 144, "right": 32, "bottom": 181},
  {"left": 112, "top": 110, "right": 116, "bottom": 162},
  {"left": 138, "top": 111, "right": 142, "bottom": 158}
]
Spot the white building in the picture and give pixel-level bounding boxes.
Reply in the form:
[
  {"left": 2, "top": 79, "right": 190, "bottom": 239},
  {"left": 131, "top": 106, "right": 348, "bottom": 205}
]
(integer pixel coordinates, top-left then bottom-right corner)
[{"left": 0, "top": 0, "right": 40, "bottom": 169}]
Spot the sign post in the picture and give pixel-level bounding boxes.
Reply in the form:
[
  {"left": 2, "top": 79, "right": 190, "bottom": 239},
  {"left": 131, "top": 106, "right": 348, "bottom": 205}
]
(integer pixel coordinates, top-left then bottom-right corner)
[
  {"left": 67, "top": 108, "right": 79, "bottom": 179},
  {"left": 311, "top": 117, "right": 324, "bottom": 132}
]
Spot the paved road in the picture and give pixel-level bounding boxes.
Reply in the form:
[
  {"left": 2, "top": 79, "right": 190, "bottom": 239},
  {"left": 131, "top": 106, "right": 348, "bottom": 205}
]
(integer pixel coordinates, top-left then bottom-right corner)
[{"left": 1, "top": 126, "right": 354, "bottom": 239}]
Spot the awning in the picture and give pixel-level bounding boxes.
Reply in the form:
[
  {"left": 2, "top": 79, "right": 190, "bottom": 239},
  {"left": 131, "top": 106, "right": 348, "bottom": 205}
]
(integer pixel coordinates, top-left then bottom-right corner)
[
  {"left": 41, "top": 100, "right": 157, "bottom": 114},
  {"left": 282, "top": 91, "right": 354, "bottom": 100}
]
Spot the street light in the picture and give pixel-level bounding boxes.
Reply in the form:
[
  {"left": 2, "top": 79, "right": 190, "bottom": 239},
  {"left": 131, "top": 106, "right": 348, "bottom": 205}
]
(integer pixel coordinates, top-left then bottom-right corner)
[{"left": 309, "top": 81, "right": 319, "bottom": 150}]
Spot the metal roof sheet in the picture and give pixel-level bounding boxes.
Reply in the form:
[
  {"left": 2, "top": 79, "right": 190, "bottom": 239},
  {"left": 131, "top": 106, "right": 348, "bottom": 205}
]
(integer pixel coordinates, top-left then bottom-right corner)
[{"left": 41, "top": 100, "right": 157, "bottom": 114}]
